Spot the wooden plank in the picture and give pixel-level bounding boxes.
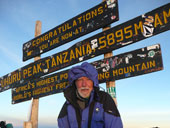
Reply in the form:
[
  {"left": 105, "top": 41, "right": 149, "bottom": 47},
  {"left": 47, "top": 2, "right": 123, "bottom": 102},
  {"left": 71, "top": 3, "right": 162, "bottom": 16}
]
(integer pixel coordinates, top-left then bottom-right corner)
[
  {"left": 24, "top": 20, "right": 42, "bottom": 128},
  {"left": 102, "top": 0, "right": 117, "bottom": 104}
]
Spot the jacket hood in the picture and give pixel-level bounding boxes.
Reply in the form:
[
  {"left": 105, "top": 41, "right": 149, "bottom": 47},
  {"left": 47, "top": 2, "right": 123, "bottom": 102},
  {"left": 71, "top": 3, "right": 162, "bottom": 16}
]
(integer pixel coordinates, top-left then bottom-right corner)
[{"left": 68, "top": 62, "right": 99, "bottom": 88}]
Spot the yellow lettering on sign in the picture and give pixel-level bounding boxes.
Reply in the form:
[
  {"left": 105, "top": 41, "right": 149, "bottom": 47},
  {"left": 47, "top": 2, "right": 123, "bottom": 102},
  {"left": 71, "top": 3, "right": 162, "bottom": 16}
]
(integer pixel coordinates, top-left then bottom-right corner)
[
  {"left": 163, "top": 9, "right": 170, "bottom": 24},
  {"left": 23, "top": 63, "right": 42, "bottom": 78},
  {"left": 91, "top": 9, "right": 97, "bottom": 18},
  {"left": 50, "top": 37, "right": 59, "bottom": 46},
  {"left": 29, "top": 4, "right": 105, "bottom": 48},
  {"left": 60, "top": 73, "right": 68, "bottom": 80},
  {"left": 86, "top": 12, "right": 91, "bottom": 21},
  {"left": 36, "top": 63, "right": 42, "bottom": 73},
  {"left": 58, "top": 26, "right": 62, "bottom": 34},
  {"left": 134, "top": 21, "right": 143, "bottom": 35},
  {"left": 56, "top": 54, "right": 63, "bottom": 65},
  {"left": 129, "top": 65, "right": 135, "bottom": 72},
  {"left": 98, "top": 6, "right": 103, "bottom": 15},
  {"left": 75, "top": 47, "right": 82, "bottom": 58},
  {"left": 31, "top": 83, "right": 35, "bottom": 89},
  {"left": 12, "top": 74, "right": 17, "bottom": 83},
  {"left": 76, "top": 5, "right": 104, "bottom": 25},
  {"left": 45, "top": 58, "right": 50, "bottom": 69},
  {"left": 39, "top": 43, "right": 48, "bottom": 51},
  {"left": 82, "top": 45, "right": 86, "bottom": 56},
  {"left": 13, "top": 94, "right": 22, "bottom": 101},
  {"left": 124, "top": 66, "right": 129, "bottom": 74},
  {"left": 33, "top": 86, "right": 53, "bottom": 96},
  {"left": 86, "top": 44, "right": 92, "bottom": 54},
  {"left": 99, "top": 35, "right": 106, "bottom": 49},
  {"left": 13, "top": 92, "right": 31, "bottom": 101},
  {"left": 112, "top": 70, "right": 118, "bottom": 77},
  {"left": 74, "top": 28, "right": 79, "bottom": 35},
  {"left": 62, "top": 24, "right": 67, "bottom": 32},
  {"left": 112, "top": 60, "right": 156, "bottom": 77},
  {"left": 67, "top": 23, "right": 72, "bottom": 30},
  {"left": 53, "top": 30, "right": 58, "bottom": 36},
  {"left": 98, "top": 72, "right": 110, "bottom": 81},
  {"left": 83, "top": 15, "right": 86, "bottom": 23},
  {"left": 77, "top": 17, "right": 82, "bottom": 24},
  {"left": 141, "top": 62, "right": 147, "bottom": 70},
  {"left": 115, "top": 29, "right": 123, "bottom": 42},
  {"left": 63, "top": 51, "right": 69, "bottom": 63},
  {"left": 23, "top": 69, "right": 28, "bottom": 79},
  {"left": 33, "top": 65, "right": 37, "bottom": 74},
  {"left": 154, "top": 13, "right": 163, "bottom": 28},
  {"left": 135, "top": 64, "right": 140, "bottom": 71},
  {"left": 61, "top": 31, "right": 73, "bottom": 41},
  {"left": 149, "top": 60, "right": 156, "bottom": 68},
  {"left": 51, "top": 57, "right": 57, "bottom": 67},
  {"left": 0, "top": 72, "right": 21, "bottom": 87},
  {"left": 56, "top": 82, "right": 68, "bottom": 89},
  {"left": 107, "top": 33, "right": 115, "bottom": 45},
  {"left": 70, "top": 50, "right": 75, "bottom": 61},
  {"left": 36, "top": 76, "right": 57, "bottom": 87},
  {"left": 118, "top": 68, "right": 124, "bottom": 75},
  {"left": 124, "top": 25, "right": 133, "bottom": 39},
  {"left": 32, "top": 40, "right": 36, "bottom": 47},
  {"left": 99, "top": 33, "right": 116, "bottom": 49},
  {"left": 73, "top": 20, "right": 77, "bottom": 27},
  {"left": 16, "top": 84, "right": 29, "bottom": 93},
  {"left": 31, "top": 31, "right": 56, "bottom": 47},
  {"left": 49, "top": 32, "right": 53, "bottom": 38},
  {"left": 27, "top": 67, "right": 32, "bottom": 77}
]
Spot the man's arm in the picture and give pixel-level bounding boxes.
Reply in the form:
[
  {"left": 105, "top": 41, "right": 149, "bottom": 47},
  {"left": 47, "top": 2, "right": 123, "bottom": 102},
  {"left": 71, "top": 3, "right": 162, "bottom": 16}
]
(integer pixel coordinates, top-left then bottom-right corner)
[
  {"left": 57, "top": 102, "right": 70, "bottom": 128},
  {"left": 99, "top": 91, "right": 123, "bottom": 128}
]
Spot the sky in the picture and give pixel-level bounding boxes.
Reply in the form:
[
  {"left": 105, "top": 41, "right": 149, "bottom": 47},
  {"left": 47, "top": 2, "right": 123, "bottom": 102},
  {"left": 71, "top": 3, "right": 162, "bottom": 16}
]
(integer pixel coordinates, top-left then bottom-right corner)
[{"left": 0, "top": 0, "right": 170, "bottom": 128}]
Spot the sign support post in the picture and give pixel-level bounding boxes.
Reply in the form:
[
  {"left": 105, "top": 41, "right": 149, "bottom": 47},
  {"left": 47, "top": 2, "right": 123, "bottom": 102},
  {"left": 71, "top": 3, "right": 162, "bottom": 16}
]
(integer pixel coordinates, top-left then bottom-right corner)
[
  {"left": 104, "top": 52, "right": 117, "bottom": 105},
  {"left": 103, "top": 0, "right": 117, "bottom": 105},
  {"left": 24, "top": 21, "right": 42, "bottom": 128}
]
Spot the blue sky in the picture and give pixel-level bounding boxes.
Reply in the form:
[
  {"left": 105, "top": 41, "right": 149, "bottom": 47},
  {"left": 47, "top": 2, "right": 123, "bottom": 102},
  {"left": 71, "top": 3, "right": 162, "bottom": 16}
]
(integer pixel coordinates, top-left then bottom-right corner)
[{"left": 0, "top": 0, "right": 170, "bottom": 128}]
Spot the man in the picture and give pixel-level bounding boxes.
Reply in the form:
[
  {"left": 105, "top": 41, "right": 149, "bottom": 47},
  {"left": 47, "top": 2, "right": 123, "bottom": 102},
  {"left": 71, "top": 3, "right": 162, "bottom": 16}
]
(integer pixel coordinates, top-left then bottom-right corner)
[{"left": 57, "top": 62, "right": 123, "bottom": 128}]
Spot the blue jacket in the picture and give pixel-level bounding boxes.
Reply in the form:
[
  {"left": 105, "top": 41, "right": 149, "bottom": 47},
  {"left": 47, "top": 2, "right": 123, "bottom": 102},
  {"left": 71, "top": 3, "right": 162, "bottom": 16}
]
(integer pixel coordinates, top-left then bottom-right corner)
[{"left": 57, "top": 62, "right": 123, "bottom": 128}]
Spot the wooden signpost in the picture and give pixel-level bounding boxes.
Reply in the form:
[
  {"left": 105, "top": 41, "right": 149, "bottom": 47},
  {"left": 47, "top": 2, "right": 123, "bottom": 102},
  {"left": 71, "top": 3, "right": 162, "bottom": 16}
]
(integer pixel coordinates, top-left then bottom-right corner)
[
  {"left": 1, "top": 3, "right": 169, "bottom": 93},
  {"left": 103, "top": 0, "right": 116, "bottom": 103},
  {"left": 24, "top": 21, "right": 42, "bottom": 128}
]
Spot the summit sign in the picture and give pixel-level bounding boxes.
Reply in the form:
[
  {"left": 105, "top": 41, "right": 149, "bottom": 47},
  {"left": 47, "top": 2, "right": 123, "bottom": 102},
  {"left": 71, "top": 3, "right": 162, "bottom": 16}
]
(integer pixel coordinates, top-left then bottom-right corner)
[{"left": 0, "top": 3, "right": 170, "bottom": 93}]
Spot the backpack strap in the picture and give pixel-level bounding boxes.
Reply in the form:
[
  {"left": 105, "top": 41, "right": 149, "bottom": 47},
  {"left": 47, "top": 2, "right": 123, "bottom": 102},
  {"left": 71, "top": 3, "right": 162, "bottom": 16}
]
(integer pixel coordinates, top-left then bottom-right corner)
[{"left": 88, "top": 101, "right": 95, "bottom": 128}]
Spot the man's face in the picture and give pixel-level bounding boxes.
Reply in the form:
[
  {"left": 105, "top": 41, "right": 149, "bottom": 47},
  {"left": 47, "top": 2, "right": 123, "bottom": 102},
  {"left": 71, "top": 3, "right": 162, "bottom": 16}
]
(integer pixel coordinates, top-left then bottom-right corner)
[{"left": 75, "top": 77, "right": 93, "bottom": 98}]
